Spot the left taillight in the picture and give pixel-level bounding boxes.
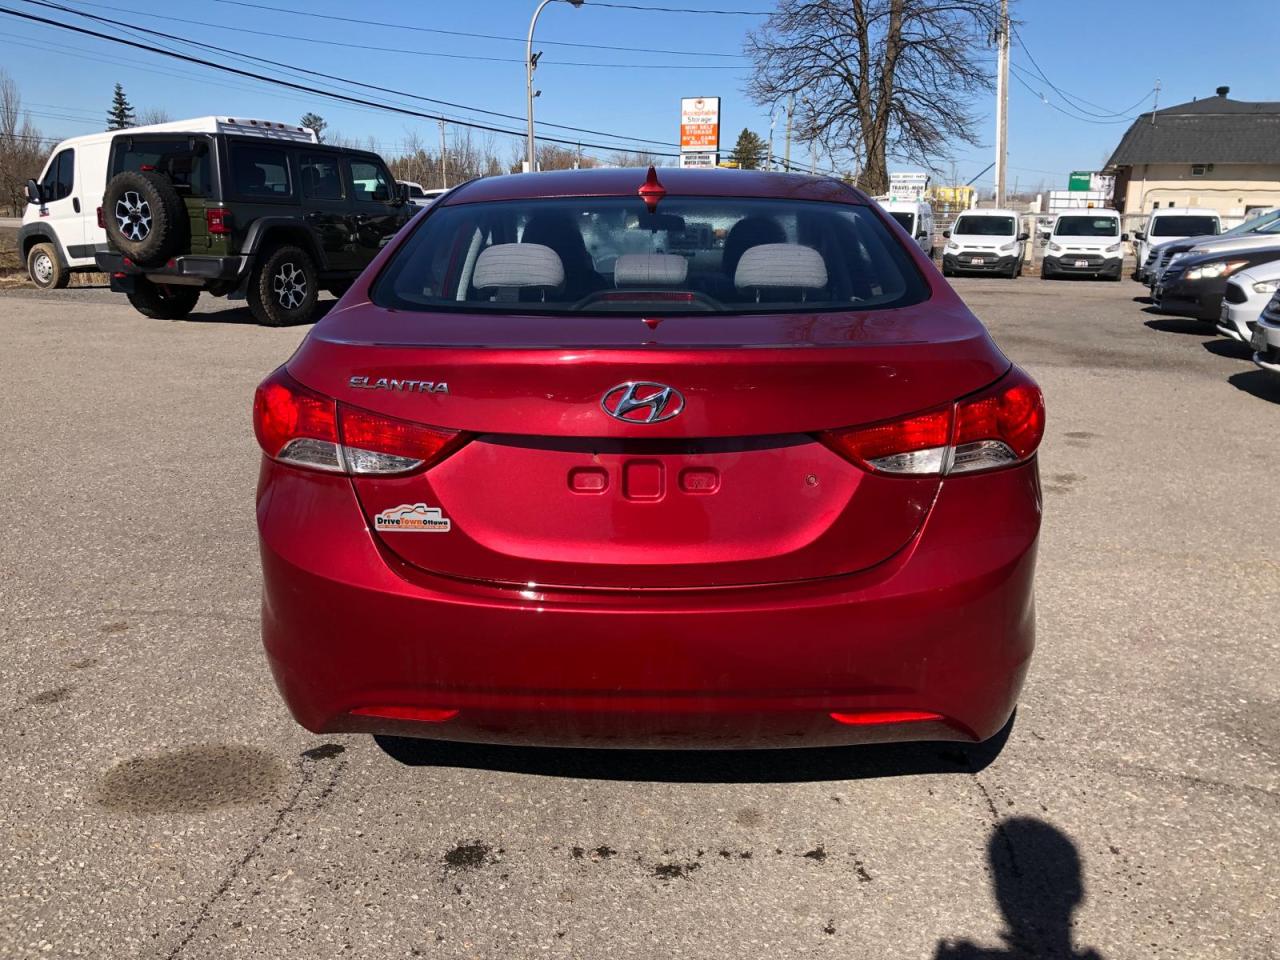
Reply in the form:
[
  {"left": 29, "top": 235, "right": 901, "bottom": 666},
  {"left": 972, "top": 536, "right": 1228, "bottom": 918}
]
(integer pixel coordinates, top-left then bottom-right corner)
[
  {"left": 820, "top": 366, "right": 1044, "bottom": 477},
  {"left": 253, "top": 368, "right": 464, "bottom": 475}
]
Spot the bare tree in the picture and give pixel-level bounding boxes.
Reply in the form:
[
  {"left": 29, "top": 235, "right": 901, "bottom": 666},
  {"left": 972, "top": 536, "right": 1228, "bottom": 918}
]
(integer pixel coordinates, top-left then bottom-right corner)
[
  {"left": 0, "top": 69, "right": 52, "bottom": 216},
  {"left": 137, "top": 107, "right": 172, "bottom": 126},
  {"left": 745, "top": 0, "right": 1000, "bottom": 194}
]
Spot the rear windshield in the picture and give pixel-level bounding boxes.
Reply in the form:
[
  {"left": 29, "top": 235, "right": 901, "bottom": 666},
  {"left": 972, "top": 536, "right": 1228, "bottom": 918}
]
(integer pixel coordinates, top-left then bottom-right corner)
[
  {"left": 888, "top": 211, "right": 915, "bottom": 232},
  {"left": 1151, "top": 215, "right": 1218, "bottom": 237},
  {"left": 374, "top": 196, "right": 928, "bottom": 315},
  {"left": 953, "top": 215, "right": 1015, "bottom": 237},
  {"left": 111, "top": 136, "right": 212, "bottom": 198},
  {"left": 1054, "top": 216, "right": 1119, "bottom": 237}
]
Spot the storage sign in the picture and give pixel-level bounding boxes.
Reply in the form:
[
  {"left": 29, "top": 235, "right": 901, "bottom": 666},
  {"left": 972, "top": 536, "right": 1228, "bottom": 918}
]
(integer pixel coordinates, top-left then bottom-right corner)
[{"left": 680, "top": 97, "right": 721, "bottom": 152}]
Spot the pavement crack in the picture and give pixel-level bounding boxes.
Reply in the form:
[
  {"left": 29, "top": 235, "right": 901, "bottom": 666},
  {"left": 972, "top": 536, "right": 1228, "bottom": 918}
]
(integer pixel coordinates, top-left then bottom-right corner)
[{"left": 161, "top": 756, "right": 346, "bottom": 959}]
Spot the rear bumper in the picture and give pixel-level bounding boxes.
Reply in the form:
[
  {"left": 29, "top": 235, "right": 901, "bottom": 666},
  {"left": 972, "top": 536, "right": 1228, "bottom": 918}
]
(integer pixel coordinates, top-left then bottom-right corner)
[
  {"left": 96, "top": 251, "right": 247, "bottom": 289},
  {"left": 1042, "top": 254, "right": 1122, "bottom": 278},
  {"left": 257, "top": 459, "right": 1041, "bottom": 749},
  {"left": 943, "top": 253, "right": 1017, "bottom": 274}
]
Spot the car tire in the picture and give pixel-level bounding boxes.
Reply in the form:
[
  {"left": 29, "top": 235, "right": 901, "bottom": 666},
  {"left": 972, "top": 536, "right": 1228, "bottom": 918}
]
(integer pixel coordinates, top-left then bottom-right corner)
[
  {"left": 1041, "top": 264, "right": 1054, "bottom": 280},
  {"left": 942, "top": 264, "right": 953, "bottom": 278},
  {"left": 125, "top": 277, "right": 201, "bottom": 319},
  {"left": 27, "top": 242, "right": 69, "bottom": 289},
  {"left": 325, "top": 279, "right": 353, "bottom": 299},
  {"left": 102, "top": 170, "right": 188, "bottom": 267},
  {"left": 249, "top": 244, "right": 319, "bottom": 327}
]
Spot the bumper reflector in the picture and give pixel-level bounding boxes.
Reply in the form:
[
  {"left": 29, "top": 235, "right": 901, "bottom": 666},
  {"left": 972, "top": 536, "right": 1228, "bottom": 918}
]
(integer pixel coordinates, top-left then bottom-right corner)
[
  {"left": 350, "top": 706, "right": 459, "bottom": 723},
  {"left": 829, "top": 710, "right": 943, "bottom": 726}
]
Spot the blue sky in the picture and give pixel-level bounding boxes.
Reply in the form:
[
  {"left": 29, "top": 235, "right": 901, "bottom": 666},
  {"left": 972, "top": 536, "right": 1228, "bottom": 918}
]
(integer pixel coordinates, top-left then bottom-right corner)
[{"left": 2, "top": 0, "right": 1276, "bottom": 190}]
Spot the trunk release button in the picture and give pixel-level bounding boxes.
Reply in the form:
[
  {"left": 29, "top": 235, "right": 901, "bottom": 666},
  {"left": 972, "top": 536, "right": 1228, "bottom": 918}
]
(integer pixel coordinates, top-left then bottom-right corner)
[{"left": 623, "top": 460, "right": 664, "bottom": 501}]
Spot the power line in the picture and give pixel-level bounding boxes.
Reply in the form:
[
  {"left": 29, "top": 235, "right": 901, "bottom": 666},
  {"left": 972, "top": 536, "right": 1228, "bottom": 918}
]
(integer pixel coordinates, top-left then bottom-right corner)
[
  {"left": 1011, "top": 25, "right": 1152, "bottom": 119},
  {"left": 1008, "top": 66, "right": 1145, "bottom": 125},
  {"left": 591, "top": 2, "right": 768, "bottom": 13},
  {"left": 16, "top": 0, "right": 741, "bottom": 69},
  {"left": 0, "top": 6, "right": 685, "bottom": 156},
  {"left": 205, "top": 0, "right": 743, "bottom": 58},
  {"left": 22, "top": 0, "right": 682, "bottom": 150}
]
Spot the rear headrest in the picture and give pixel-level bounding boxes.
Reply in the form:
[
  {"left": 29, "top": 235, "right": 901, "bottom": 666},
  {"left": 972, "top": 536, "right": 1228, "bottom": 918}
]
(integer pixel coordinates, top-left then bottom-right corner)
[
  {"left": 613, "top": 253, "right": 688, "bottom": 287},
  {"left": 734, "top": 243, "right": 828, "bottom": 289},
  {"left": 472, "top": 243, "right": 565, "bottom": 291}
]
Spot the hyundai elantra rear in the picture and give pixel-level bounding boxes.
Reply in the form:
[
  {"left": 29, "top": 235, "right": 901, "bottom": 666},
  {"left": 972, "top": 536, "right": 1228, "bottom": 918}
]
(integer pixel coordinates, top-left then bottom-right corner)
[{"left": 254, "top": 168, "right": 1043, "bottom": 749}]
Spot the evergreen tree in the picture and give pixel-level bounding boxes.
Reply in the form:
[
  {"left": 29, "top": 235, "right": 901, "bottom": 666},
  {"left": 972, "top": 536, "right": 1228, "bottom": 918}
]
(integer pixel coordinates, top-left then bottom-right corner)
[
  {"left": 730, "top": 128, "right": 767, "bottom": 170},
  {"left": 300, "top": 112, "right": 327, "bottom": 143},
  {"left": 106, "top": 83, "right": 135, "bottom": 130}
]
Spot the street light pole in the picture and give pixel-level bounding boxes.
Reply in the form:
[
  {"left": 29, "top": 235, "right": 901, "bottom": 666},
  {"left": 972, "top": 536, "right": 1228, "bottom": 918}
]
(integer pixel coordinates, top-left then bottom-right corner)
[{"left": 527, "top": 0, "right": 584, "bottom": 173}]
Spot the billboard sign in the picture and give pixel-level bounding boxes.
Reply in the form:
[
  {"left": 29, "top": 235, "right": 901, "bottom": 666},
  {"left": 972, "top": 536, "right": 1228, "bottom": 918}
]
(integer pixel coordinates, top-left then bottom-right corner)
[
  {"left": 888, "top": 171, "right": 930, "bottom": 201},
  {"left": 680, "top": 97, "right": 721, "bottom": 152},
  {"left": 680, "top": 152, "right": 718, "bottom": 168}
]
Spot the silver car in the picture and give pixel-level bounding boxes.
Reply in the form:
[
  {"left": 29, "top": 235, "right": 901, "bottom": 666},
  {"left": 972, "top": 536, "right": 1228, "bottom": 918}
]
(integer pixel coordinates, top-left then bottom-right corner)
[
  {"left": 1218, "top": 261, "right": 1280, "bottom": 342},
  {"left": 1252, "top": 290, "right": 1280, "bottom": 377}
]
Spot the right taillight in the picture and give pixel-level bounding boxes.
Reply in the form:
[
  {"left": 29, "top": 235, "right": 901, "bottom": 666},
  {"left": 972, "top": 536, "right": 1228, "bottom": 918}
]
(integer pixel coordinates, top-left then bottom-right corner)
[
  {"left": 253, "top": 367, "right": 465, "bottom": 475},
  {"left": 819, "top": 366, "right": 1043, "bottom": 477}
]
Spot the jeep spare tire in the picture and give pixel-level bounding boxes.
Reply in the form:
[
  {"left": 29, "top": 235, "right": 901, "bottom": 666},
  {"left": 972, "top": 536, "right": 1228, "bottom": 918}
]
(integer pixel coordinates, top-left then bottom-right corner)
[{"left": 103, "top": 170, "right": 187, "bottom": 266}]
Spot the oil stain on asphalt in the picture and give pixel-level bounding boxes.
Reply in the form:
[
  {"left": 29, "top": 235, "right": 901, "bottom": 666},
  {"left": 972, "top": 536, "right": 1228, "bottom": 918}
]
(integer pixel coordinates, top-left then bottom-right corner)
[{"left": 96, "top": 744, "right": 287, "bottom": 813}]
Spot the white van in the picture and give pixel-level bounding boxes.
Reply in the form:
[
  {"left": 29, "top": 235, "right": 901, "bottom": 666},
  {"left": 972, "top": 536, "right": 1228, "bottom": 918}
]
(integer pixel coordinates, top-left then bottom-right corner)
[
  {"left": 1133, "top": 207, "right": 1221, "bottom": 282},
  {"left": 19, "top": 116, "right": 315, "bottom": 289},
  {"left": 1042, "top": 209, "right": 1127, "bottom": 281},
  {"left": 940, "top": 208, "right": 1028, "bottom": 279},
  {"left": 877, "top": 199, "right": 935, "bottom": 257}
]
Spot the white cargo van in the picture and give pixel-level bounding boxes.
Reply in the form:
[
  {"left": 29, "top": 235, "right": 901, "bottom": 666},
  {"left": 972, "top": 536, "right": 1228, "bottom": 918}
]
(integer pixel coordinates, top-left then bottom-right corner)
[
  {"left": 19, "top": 116, "right": 315, "bottom": 289},
  {"left": 1042, "top": 209, "right": 1127, "bottom": 281},
  {"left": 877, "top": 199, "right": 936, "bottom": 257},
  {"left": 940, "top": 209, "right": 1028, "bottom": 279},
  {"left": 1133, "top": 208, "right": 1221, "bottom": 282}
]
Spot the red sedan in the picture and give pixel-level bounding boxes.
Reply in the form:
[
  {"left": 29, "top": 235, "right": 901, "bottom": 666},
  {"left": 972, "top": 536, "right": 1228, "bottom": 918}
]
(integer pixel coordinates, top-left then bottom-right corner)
[{"left": 254, "top": 167, "right": 1043, "bottom": 750}]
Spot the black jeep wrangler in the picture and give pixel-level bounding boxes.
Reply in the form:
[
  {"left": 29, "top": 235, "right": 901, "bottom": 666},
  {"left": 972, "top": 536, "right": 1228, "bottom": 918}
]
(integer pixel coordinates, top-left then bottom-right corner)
[{"left": 96, "top": 128, "right": 415, "bottom": 325}]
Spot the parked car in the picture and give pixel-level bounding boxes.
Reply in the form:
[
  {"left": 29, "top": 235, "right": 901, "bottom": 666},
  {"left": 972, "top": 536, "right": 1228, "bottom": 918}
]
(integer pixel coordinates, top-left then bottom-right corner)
[
  {"left": 253, "top": 167, "right": 1044, "bottom": 751},
  {"left": 1217, "top": 260, "right": 1280, "bottom": 342},
  {"left": 1041, "top": 210, "right": 1126, "bottom": 280},
  {"left": 16, "top": 117, "right": 261, "bottom": 288},
  {"left": 397, "top": 180, "right": 446, "bottom": 207},
  {"left": 940, "top": 208, "right": 1028, "bottom": 278},
  {"left": 1149, "top": 208, "right": 1280, "bottom": 290},
  {"left": 95, "top": 117, "right": 416, "bottom": 325},
  {"left": 1251, "top": 290, "right": 1280, "bottom": 378},
  {"left": 1133, "top": 208, "right": 1221, "bottom": 282},
  {"left": 876, "top": 198, "right": 935, "bottom": 257},
  {"left": 1153, "top": 244, "right": 1280, "bottom": 320}
]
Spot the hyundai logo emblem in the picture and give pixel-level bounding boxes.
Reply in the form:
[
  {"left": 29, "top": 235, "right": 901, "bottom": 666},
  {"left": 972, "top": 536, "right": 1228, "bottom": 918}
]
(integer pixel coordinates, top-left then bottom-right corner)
[{"left": 600, "top": 381, "right": 685, "bottom": 424}]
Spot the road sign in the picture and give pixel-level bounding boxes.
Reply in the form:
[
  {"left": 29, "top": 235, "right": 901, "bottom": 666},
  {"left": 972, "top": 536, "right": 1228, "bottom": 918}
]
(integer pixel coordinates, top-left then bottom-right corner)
[{"left": 680, "top": 97, "right": 720, "bottom": 153}]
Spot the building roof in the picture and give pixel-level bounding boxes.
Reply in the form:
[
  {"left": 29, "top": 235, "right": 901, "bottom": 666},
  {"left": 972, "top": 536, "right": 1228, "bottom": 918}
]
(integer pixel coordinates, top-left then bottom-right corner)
[{"left": 1105, "top": 89, "right": 1280, "bottom": 168}]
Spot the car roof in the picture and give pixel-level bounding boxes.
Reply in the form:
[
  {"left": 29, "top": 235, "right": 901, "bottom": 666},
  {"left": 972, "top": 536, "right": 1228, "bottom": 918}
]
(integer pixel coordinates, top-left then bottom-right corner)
[
  {"left": 1150, "top": 207, "right": 1219, "bottom": 217},
  {"left": 956, "top": 208, "right": 1020, "bottom": 218},
  {"left": 1054, "top": 209, "right": 1120, "bottom": 218},
  {"left": 441, "top": 167, "right": 866, "bottom": 206}
]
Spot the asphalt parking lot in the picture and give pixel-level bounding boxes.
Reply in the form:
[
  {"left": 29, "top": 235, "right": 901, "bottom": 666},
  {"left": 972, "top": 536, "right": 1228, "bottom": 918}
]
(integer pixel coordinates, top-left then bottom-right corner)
[{"left": 2, "top": 279, "right": 1277, "bottom": 960}]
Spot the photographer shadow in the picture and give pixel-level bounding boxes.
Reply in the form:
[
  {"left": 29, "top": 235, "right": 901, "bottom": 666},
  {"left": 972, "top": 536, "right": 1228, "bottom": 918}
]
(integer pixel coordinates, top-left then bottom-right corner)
[{"left": 934, "top": 818, "right": 1104, "bottom": 960}]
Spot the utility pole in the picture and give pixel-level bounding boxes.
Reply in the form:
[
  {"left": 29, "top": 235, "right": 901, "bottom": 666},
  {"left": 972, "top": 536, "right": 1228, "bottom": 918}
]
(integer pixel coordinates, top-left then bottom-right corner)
[
  {"left": 1151, "top": 78, "right": 1160, "bottom": 125},
  {"left": 767, "top": 108, "right": 777, "bottom": 172},
  {"left": 438, "top": 119, "right": 448, "bottom": 188},
  {"left": 783, "top": 93, "right": 794, "bottom": 173},
  {"left": 526, "top": 0, "right": 585, "bottom": 173},
  {"left": 994, "top": 0, "right": 1009, "bottom": 206}
]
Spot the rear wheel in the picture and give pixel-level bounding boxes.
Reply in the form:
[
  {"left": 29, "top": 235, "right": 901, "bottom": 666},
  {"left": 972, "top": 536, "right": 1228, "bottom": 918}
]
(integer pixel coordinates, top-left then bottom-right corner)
[
  {"left": 125, "top": 277, "right": 201, "bottom": 319},
  {"left": 248, "top": 244, "right": 318, "bottom": 327},
  {"left": 27, "top": 242, "right": 68, "bottom": 289}
]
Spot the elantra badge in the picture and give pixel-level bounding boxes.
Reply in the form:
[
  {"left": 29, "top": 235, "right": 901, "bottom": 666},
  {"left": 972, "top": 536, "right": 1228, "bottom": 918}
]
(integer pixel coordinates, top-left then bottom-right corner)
[
  {"left": 601, "top": 381, "right": 684, "bottom": 424},
  {"left": 350, "top": 376, "right": 448, "bottom": 394}
]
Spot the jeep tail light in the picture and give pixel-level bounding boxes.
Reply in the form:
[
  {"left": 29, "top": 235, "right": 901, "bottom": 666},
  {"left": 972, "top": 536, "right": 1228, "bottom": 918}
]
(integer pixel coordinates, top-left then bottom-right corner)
[
  {"left": 205, "top": 207, "right": 232, "bottom": 234},
  {"left": 819, "top": 366, "right": 1043, "bottom": 476},
  {"left": 96, "top": 206, "right": 105, "bottom": 229},
  {"left": 253, "top": 368, "right": 464, "bottom": 475}
]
